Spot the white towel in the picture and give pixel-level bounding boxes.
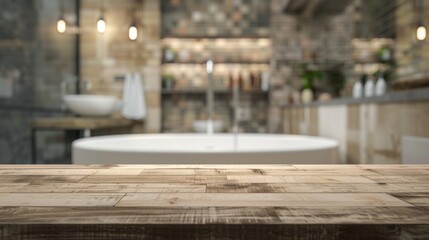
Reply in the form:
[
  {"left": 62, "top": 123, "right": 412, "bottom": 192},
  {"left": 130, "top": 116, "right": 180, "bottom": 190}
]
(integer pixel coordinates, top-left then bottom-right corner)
[{"left": 121, "top": 72, "right": 146, "bottom": 120}]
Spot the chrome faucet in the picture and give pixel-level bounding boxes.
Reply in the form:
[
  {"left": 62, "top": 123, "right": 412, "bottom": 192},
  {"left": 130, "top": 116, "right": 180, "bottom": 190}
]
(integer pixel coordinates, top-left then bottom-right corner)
[
  {"left": 232, "top": 75, "right": 239, "bottom": 150},
  {"left": 206, "top": 60, "right": 214, "bottom": 134}
]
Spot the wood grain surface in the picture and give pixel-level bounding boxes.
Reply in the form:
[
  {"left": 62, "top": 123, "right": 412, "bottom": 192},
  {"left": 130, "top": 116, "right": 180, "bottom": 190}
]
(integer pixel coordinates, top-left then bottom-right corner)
[
  {"left": 0, "top": 164, "right": 428, "bottom": 239},
  {"left": 30, "top": 117, "right": 133, "bottom": 130}
]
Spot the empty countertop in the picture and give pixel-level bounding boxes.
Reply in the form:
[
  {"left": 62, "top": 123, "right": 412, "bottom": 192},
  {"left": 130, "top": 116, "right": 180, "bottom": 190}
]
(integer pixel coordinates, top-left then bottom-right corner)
[{"left": 0, "top": 164, "right": 428, "bottom": 239}]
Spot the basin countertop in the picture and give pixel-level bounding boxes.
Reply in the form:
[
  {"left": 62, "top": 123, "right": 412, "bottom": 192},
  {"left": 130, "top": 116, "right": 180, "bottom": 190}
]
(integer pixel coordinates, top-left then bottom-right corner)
[
  {"left": 30, "top": 117, "right": 133, "bottom": 130},
  {"left": 0, "top": 164, "right": 428, "bottom": 239},
  {"left": 282, "top": 87, "right": 429, "bottom": 108}
]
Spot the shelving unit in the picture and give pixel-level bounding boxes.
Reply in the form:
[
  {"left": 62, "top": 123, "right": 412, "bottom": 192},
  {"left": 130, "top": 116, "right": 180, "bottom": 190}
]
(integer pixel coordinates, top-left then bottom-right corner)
[
  {"left": 161, "top": 89, "right": 270, "bottom": 95},
  {"left": 160, "top": 0, "right": 272, "bottom": 133},
  {"left": 161, "top": 61, "right": 270, "bottom": 65},
  {"left": 161, "top": 35, "right": 270, "bottom": 39},
  {"left": 161, "top": 37, "right": 271, "bottom": 132},
  {"left": 352, "top": 38, "right": 395, "bottom": 78}
]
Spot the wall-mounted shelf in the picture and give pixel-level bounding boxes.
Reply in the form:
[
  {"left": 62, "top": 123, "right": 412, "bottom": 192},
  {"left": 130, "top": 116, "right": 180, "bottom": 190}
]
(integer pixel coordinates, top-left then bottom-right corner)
[
  {"left": 161, "top": 35, "right": 270, "bottom": 40},
  {"left": 161, "top": 61, "right": 270, "bottom": 65},
  {"left": 160, "top": 0, "right": 271, "bottom": 133},
  {"left": 283, "top": 0, "right": 354, "bottom": 16},
  {"left": 161, "top": 90, "right": 270, "bottom": 95},
  {"left": 354, "top": 60, "right": 393, "bottom": 65}
]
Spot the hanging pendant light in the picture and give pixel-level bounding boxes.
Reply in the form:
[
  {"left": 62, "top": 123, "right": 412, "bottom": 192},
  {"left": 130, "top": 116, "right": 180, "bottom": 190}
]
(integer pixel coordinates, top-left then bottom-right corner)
[
  {"left": 97, "top": 16, "right": 106, "bottom": 33},
  {"left": 417, "top": 24, "right": 427, "bottom": 41},
  {"left": 57, "top": 2, "right": 66, "bottom": 33},
  {"left": 416, "top": 0, "right": 426, "bottom": 41},
  {"left": 96, "top": 1, "right": 106, "bottom": 33},
  {"left": 57, "top": 16, "right": 67, "bottom": 33},
  {"left": 128, "top": 0, "right": 141, "bottom": 41},
  {"left": 129, "top": 20, "right": 138, "bottom": 40}
]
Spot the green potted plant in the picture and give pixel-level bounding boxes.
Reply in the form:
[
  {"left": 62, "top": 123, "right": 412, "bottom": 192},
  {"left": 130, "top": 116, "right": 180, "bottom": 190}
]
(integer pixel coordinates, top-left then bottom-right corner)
[{"left": 162, "top": 74, "right": 175, "bottom": 91}]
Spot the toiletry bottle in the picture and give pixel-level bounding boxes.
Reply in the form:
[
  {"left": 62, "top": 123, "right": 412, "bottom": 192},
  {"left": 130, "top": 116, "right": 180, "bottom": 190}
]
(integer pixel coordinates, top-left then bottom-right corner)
[
  {"left": 261, "top": 71, "right": 270, "bottom": 92},
  {"left": 364, "top": 78, "right": 375, "bottom": 97},
  {"left": 228, "top": 73, "right": 234, "bottom": 90},
  {"left": 238, "top": 72, "right": 243, "bottom": 90},
  {"left": 352, "top": 80, "right": 363, "bottom": 98},
  {"left": 164, "top": 45, "right": 175, "bottom": 63},
  {"left": 250, "top": 72, "right": 256, "bottom": 91},
  {"left": 375, "top": 76, "right": 386, "bottom": 96}
]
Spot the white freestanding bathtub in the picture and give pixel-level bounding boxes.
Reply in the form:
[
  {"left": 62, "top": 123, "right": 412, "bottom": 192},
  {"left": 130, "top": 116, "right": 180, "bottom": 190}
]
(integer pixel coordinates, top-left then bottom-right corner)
[{"left": 72, "top": 134, "right": 338, "bottom": 164}]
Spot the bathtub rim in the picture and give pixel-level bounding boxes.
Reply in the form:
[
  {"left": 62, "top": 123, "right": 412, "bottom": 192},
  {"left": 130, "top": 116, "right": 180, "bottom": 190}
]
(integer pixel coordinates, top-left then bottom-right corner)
[{"left": 72, "top": 133, "right": 339, "bottom": 154}]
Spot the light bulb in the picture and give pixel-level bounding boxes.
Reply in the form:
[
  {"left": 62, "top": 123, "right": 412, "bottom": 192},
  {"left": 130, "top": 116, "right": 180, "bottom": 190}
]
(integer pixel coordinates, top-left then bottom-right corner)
[
  {"left": 97, "top": 17, "right": 106, "bottom": 33},
  {"left": 417, "top": 25, "right": 427, "bottom": 41},
  {"left": 57, "top": 18, "right": 66, "bottom": 33},
  {"left": 129, "top": 25, "right": 138, "bottom": 40}
]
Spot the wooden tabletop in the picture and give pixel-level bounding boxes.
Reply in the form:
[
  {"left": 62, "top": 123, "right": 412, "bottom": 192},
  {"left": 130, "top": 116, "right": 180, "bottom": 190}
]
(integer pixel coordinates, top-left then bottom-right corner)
[
  {"left": 0, "top": 164, "right": 428, "bottom": 239},
  {"left": 30, "top": 117, "right": 133, "bottom": 130}
]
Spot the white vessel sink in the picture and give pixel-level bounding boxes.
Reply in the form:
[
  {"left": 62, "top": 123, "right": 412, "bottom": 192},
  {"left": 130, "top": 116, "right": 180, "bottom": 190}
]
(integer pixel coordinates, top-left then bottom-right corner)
[
  {"left": 193, "top": 120, "right": 224, "bottom": 133},
  {"left": 63, "top": 94, "right": 120, "bottom": 117}
]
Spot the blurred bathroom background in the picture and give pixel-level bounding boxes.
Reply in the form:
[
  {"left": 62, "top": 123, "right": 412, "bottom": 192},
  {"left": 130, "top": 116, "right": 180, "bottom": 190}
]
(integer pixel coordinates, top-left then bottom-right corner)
[{"left": 1, "top": 0, "right": 428, "bottom": 164}]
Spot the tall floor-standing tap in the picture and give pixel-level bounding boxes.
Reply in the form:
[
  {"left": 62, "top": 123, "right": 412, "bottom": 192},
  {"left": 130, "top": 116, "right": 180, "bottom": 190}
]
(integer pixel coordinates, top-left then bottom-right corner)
[
  {"left": 233, "top": 74, "right": 239, "bottom": 150},
  {"left": 206, "top": 60, "right": 214, "bottom": 135}
]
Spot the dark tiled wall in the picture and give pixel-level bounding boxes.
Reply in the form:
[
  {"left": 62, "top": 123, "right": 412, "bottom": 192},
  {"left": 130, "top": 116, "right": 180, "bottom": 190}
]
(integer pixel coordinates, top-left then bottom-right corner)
[
  {"left": 0, "top": 110, "right": 32, "bottom": 164},
  {"left": 0, "top": 0, "right": 77, "bottom": 164},
  {"left": 0, "top": 0, "right": 37, "bottom": 164},
  {"left": 0, "top": 0, "right": 37, "bottom": 106}
]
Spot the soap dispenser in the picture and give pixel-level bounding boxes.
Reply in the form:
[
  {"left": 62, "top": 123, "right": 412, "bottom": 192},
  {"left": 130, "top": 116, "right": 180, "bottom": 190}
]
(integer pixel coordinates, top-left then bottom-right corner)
[
  {"left": 364, "top": 78, "right": 375, "bottom": 97},
  {"left": 375, "top": 76, "right": 387, "bottom": 96},
  {"left": 352, "top": 80, "right": 363, "bottom": 98}
]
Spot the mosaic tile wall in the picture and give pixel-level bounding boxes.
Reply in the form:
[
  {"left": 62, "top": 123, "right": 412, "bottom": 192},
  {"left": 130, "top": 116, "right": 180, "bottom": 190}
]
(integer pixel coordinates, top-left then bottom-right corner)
[
  {"left": 161, "top": 0, "right": 270, "bottom": 37},
  {"left": 0, "top": 0, "right": 37, "bottom": 106}
]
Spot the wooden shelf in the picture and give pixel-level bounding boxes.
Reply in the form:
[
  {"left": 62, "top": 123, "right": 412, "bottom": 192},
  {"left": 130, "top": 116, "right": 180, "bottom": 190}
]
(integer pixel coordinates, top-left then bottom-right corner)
[
  {"left": 162, "top": 61, "right": 270, "bottom": 65},
  {"left": 161, "top": 35, "right": 270, "bottom": 39},
  {"left": 354, "top": 61, "right": 394, "bottom": 65},
  {"left": 30, "top": 117, "right": 134, "bottom": 130},
  {"left": 161, "top": 90, "right": 269, "bottom": 95}
]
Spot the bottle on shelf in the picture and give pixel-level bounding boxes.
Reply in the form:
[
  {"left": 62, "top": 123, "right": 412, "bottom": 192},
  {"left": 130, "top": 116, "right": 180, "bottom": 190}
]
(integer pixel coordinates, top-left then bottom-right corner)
[
  {"left": 375, "top": 75, "right": 387, "bottom": 96},
  {"left": 243, "top": 71, "right": 252, "bottom": 92},
  {"left": 238, "top": 72, "right": 244, "bottom": 90},
  {"left": 261, "top": 71, "right": 270, "bottom": 92},
  {"left": 364, "top": 77, "right": 375, "bottom": 97},
  {"left": 352, "top": 79, "right": 363, "bottom": 99},
  {"left": 250, "top": 72, "right": 256, "bottom": 91},
  {"left": 228, "top": 73, "right": 234, "bottom": 91},
  {"left": 164, "top": 45, "right": 176, "bottom": 63}
]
